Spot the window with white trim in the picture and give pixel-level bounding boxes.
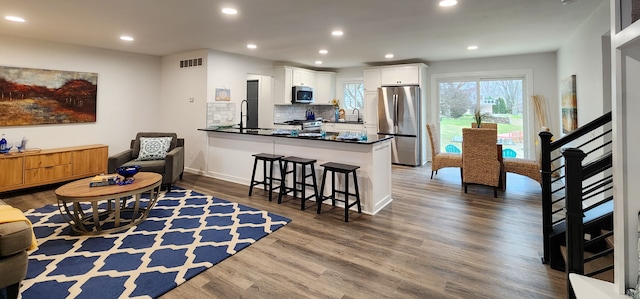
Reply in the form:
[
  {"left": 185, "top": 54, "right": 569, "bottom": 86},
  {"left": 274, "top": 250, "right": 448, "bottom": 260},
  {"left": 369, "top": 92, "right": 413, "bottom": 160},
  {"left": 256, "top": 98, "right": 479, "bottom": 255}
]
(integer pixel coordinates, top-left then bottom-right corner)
[{"left": 341, "top": 80, "right": 364, "bottom": 110}]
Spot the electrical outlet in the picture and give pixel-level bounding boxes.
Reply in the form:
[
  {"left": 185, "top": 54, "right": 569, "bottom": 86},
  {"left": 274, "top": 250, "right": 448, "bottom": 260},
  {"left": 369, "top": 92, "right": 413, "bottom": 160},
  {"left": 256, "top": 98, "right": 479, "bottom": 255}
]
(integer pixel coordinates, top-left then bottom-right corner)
[{"left": 189, "top": 97, "right": 195, "bottom": 103}]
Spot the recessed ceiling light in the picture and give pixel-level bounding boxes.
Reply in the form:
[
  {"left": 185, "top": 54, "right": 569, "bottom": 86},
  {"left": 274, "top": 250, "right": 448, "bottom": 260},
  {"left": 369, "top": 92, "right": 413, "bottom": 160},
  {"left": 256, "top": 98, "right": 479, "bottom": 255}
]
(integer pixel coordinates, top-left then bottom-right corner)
[
  {"left": 561, "top": 0, "right": 577, "bottom": 5},
  {"left": 439, "top": 0, "right": 458, "bottom": 7},
  {"left": 385, "top": 54, "right": 394, "bottom": 59},
  {"left": 221, "top": 8, "right": 238, "bottom": 15},
  {"left": 120, "top": 36, "right": 134, "bottom": 41},
  {"left": 247, "top": 44, "right": 257, "bottom": 49},
  {"left": 331, "top": 30, "right": 343, "bottom": 36},
  {"left": 5, "top": 16, "right": 25, "bottom": 22},
  {"left": 319, "top": 49, "right": 328, "bottom": 54},
  {"left": 315, "top": 61, "right": 323, "bottom": 65},
  {"left": 467, "top": 45, "right": 478, "bottom": 50}
]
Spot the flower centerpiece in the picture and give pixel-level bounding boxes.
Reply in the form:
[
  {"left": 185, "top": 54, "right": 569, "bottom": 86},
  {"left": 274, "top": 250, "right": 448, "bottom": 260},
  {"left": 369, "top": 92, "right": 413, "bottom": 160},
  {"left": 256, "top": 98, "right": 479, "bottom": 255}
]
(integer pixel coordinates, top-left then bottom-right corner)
[{"left": 331, "top": 98, "right": 340, "bottom": 121}]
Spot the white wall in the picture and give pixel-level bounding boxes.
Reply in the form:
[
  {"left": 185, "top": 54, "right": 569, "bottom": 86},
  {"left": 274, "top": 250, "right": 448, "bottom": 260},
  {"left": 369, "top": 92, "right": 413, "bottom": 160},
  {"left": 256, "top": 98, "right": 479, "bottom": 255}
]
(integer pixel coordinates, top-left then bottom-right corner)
[
  {"left": 336, "top": 67, "right": 365, "bottom": 80},
  {"left": 557, "top": 1, "right": 611, "bottom": 125},
  {"left": 159, "top": 49, "right": 274, "bottom": 174},
  {"left": 159, "top": 50, "right": 208, "bottom": 173},
  {"left": 0, "top": 34, "right": 161, "bottom": 155}
]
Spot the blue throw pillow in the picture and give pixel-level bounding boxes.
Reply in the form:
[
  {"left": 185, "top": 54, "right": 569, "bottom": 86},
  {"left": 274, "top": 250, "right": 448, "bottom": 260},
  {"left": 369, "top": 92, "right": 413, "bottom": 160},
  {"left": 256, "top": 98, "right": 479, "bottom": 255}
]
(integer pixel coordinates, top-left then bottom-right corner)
[{"left": 135, "top": 137, "right": 172, "bottom": 161}]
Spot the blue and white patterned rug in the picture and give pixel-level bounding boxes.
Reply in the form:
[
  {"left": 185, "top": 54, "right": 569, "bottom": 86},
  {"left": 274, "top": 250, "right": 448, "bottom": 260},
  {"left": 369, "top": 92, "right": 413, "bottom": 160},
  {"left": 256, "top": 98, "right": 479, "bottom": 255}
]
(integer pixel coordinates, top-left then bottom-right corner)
[{"left": 20, "top": 187, "right": 291, "bottom": 299}]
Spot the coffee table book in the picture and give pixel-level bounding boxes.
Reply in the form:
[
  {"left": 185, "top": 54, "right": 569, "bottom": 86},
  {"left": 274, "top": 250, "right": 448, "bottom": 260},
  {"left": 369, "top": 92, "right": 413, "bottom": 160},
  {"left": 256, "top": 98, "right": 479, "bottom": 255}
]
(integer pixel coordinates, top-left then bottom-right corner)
[{"left": 89, "top": 174, "right": 118, "bottom": 187}]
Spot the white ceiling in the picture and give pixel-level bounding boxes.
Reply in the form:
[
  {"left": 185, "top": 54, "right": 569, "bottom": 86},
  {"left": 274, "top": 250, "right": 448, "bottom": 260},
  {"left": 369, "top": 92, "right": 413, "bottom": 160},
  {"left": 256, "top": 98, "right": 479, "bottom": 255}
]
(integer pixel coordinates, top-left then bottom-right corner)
[{"left": 0, "top": 0, "right": 606, "bottom": 69}]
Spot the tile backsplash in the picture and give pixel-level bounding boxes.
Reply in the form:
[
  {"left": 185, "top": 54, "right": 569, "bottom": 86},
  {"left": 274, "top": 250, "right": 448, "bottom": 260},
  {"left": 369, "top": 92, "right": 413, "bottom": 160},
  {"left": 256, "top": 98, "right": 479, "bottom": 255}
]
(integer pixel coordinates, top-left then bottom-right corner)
[
  {"left": 207, "top": 102, "right": 361, "bottom": 128},
  {"left": 274, "top": 104, "right": 338, "bottom": 123},
  {"left": 206, "top": 103, "right": 236, "bottom": 128}
]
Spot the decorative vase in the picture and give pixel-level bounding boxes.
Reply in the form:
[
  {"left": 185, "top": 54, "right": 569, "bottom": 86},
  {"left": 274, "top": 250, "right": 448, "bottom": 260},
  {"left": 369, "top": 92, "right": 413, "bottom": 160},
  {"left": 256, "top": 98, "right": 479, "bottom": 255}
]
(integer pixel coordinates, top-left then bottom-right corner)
[{"left": 334, "top": 108, "right": 340, "bottom": 122}]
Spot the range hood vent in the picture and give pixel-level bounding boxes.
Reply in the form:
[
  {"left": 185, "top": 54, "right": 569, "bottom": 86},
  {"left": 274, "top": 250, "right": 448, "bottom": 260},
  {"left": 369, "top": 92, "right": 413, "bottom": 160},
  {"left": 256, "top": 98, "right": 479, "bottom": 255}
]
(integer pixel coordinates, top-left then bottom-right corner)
[{"left": 179, "top": 58, "right": 203, "bottom": 68}]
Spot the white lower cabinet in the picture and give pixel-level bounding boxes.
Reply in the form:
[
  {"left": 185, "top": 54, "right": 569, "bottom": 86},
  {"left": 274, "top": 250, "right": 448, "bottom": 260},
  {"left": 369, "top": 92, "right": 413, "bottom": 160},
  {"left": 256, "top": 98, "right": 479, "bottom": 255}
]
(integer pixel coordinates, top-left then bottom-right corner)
[{"left": 335, "top": 123, "right": 364, "bottom": 133}]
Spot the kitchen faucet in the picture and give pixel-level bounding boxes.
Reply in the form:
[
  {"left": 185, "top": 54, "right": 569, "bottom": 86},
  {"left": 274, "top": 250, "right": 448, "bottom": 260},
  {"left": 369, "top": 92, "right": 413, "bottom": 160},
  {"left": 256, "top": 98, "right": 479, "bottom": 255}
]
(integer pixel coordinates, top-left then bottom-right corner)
[
  {"left": 353, "top": 108, "right": 360, "bottom": 121},
  {"left": 239, "top": 99, "right": 248, "bottom": 131}
]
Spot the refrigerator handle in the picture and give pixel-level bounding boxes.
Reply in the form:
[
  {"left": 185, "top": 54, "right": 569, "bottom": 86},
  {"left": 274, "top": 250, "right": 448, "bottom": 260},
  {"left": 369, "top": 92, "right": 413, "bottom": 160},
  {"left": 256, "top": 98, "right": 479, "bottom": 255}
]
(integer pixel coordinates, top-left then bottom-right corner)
[{"left": 393, "top": 94, "right": 398, "bottom": 127}]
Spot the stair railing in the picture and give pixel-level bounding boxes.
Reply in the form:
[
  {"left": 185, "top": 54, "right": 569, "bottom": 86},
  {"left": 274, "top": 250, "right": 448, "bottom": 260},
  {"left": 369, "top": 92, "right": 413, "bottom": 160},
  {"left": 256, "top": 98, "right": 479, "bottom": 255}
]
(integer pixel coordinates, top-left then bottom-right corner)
[
  {"left": 563, "top": 147, "right": 614, "bottom": 299},
  {"left": 539, "top": 111, "right": 612, "bottom": 265}
]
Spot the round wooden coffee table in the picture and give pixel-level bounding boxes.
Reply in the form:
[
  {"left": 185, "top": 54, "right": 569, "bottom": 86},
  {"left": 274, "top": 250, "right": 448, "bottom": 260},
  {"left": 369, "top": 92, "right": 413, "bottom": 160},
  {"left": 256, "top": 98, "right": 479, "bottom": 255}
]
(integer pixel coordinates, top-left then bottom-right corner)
[{"left": 55, "top": 172, "right": 163, "bottom": 235}]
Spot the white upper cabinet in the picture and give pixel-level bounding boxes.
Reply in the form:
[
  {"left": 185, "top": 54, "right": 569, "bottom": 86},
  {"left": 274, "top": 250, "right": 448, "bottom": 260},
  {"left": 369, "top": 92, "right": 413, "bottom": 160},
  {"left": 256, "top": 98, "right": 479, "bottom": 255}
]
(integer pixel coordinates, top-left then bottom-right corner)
[
  {"left": 315, "top": 71, "right": 336, "bottom": 105},
  {"left": 274, "top": 66, "right": 335, "bottom": 105},
  {"left": 380, "top": 65, "right": 420, "bottom": 85},
  {"left": 364, "top": 68, "right": 381, "bottom": 92},
  {"left": 274, "top": 67, "right": 294, "bottom": 104},
  {"left": 292, "top": 68, "right": 316, "bottom": 88}
]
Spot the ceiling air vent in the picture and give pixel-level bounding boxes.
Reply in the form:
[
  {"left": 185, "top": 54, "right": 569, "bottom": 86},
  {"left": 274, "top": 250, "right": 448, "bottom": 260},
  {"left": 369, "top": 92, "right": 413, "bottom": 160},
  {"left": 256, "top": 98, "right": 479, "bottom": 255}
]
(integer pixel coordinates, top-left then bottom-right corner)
[{"left": 179, "top": 58, "right": 203, "bottom": 68}]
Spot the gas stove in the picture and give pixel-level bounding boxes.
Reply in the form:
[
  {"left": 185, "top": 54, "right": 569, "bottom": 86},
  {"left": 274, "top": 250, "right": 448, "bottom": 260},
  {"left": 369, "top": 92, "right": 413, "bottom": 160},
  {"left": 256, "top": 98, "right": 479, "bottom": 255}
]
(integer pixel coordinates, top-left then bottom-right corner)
[{"left": 283, "top": 120, "right": 322, "bottom": 132}]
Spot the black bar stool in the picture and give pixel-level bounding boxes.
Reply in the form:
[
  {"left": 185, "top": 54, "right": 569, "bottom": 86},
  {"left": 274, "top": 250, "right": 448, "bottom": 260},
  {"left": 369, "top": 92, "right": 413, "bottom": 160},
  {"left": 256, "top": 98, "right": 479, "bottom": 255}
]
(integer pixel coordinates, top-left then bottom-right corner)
[
  {"left": 248, "top": 153, "right": 284, "bottom": 202},
  {"left": 278, "top": 156, "right": 319, "bottom": 210},
  {"left": 317, "top": 162, "right": 362, "bottom": 222}
]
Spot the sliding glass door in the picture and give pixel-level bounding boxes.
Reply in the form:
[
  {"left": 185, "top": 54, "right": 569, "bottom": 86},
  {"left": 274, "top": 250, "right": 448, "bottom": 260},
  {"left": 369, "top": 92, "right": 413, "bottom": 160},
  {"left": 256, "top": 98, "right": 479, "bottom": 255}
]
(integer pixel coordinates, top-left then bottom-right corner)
[{"left": 437, "top": 77, "right": 528, "bottom": 158}]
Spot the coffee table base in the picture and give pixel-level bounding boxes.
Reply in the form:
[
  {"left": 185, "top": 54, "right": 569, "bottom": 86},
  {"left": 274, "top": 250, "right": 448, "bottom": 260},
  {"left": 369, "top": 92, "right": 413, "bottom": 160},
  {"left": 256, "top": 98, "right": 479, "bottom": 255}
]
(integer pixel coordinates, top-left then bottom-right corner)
[{"left": 58, "top": 185, "right": 161, "bottom": 235}]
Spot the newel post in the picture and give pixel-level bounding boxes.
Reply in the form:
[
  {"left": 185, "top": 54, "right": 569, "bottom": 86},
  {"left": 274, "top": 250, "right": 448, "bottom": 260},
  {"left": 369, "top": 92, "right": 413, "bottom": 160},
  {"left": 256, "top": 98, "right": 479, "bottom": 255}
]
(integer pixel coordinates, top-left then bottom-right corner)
[
  {"left": 563, "top": 147, "right": 587, "bottom": 299},
  {"left": 539, "top": 130, "right": 554, "bottom": 264}
]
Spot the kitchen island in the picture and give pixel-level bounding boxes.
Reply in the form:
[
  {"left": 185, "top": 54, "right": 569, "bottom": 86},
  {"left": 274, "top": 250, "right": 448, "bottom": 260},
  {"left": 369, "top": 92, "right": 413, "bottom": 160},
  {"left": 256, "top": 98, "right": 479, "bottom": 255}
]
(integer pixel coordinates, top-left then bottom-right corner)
[{"left": 198, "top": 128, "right": 393, "bottom": 215}]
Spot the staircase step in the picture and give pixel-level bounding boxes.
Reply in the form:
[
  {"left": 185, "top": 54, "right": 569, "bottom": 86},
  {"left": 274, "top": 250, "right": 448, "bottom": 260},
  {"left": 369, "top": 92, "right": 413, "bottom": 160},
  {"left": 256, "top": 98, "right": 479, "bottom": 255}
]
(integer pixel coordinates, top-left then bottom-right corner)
[
  {"left": 560, "top": 246, "right": 614, "bottom": 283},
  {"left": 550, "top": 199, "right": 614, "bottom": 239},
  {"left": 601, "top": 229, "right": 614, "bottom": 248}
]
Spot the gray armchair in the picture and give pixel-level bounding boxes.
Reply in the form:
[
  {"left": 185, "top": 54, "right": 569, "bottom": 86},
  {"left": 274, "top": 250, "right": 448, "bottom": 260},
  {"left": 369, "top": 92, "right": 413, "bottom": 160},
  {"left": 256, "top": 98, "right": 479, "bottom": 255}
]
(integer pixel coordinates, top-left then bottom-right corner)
[
  {"left": 0, "top": 200, "right": 34, "bottom": 299},
  {"left": 108, "top": 132, "right": 184, "bottom": 191}
]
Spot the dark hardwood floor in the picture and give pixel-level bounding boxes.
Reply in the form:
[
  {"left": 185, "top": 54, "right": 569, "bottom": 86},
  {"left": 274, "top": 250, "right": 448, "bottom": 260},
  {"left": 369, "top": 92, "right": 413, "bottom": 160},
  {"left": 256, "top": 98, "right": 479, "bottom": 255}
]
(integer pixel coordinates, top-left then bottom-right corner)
[{"left": 2, "top": 165, "right": 566, "bottom": 299}]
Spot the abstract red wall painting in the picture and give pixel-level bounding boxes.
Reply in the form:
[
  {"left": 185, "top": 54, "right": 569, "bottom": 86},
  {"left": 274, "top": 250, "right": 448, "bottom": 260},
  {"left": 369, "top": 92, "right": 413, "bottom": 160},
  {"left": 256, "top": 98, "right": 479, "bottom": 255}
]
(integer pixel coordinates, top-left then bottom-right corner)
[{"left": 0, "top": 66, "right": 98, "bottom": 127}]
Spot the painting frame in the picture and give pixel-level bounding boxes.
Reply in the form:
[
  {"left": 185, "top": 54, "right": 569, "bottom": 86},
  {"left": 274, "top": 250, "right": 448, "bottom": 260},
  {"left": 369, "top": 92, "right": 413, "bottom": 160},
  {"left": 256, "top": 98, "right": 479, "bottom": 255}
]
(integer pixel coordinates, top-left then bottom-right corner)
[
  {"left": 215, "top": 88, "right": 230, "bottom": 101},
  {"left": 0, "top": 66, "right": 98, "bottom": 127},
  {"left": 561, "top": 74, "right": 578, "bottom": 134}
]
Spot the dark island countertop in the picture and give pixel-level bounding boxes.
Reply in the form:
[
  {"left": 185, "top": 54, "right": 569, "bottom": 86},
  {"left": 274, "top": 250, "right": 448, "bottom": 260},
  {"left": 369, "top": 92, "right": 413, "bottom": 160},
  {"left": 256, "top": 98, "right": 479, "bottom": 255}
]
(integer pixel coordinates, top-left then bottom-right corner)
[{"left": 198, "top": 127, "right": 393, "bottom": 145}]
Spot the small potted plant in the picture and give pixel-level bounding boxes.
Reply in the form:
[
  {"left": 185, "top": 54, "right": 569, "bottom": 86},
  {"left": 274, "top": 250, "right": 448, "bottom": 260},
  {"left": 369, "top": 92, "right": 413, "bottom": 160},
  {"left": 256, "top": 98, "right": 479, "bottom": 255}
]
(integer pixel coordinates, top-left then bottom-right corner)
[{"left": 474, "top": 106, "right": 489, "bottom": 128}]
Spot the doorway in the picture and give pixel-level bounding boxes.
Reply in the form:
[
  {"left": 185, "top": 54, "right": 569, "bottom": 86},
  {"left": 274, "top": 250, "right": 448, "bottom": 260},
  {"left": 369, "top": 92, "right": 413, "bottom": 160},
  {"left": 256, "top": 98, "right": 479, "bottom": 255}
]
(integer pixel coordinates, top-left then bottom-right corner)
[{"left": 246, "top": 80, "right": 259, "bottom": 128}]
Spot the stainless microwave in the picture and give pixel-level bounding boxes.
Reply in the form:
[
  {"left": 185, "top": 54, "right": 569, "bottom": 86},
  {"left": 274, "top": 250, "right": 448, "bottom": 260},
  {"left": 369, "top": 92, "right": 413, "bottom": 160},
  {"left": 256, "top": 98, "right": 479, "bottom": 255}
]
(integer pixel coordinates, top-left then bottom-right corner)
[{"left": 292, "top": 86, "right": 313, "bottom": 104}]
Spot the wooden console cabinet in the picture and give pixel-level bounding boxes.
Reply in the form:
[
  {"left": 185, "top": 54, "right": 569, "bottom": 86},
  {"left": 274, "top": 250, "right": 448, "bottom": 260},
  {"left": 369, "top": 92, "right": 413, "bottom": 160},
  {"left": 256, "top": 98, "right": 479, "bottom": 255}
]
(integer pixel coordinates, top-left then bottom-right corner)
[{"left": 0, "top": 144, "right": 108, "bottom": 193}]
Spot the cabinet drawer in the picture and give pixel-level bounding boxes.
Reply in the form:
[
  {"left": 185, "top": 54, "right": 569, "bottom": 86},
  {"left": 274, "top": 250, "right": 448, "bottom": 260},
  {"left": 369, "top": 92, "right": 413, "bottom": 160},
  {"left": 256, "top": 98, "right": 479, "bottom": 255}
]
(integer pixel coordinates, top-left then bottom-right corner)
[
  {"left": 25, "top": 164, "right": 72, "bottom": 184},
  {"left": 25, "top": 152, "right": 72, "bottom": 169}
]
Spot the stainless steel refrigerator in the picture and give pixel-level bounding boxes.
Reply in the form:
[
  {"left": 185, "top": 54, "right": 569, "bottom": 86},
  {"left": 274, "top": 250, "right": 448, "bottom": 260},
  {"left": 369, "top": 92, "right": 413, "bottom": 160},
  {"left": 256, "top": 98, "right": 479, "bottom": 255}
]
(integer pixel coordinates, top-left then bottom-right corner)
[{"left": 377, "top": 85, "right": 421, "bottom": 166}]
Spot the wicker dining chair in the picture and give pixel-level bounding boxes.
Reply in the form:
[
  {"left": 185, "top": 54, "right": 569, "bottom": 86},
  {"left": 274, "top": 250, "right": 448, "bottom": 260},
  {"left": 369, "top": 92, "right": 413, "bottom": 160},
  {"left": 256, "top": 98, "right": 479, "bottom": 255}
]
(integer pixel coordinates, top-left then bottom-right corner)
[
  {"left": 426, "top": 123, "right": 462, "bottom": 181},
  {"left": 503, "top": 157, "right": 542, "bottom": 184},
  {"left": 502, "top": 128, "right": 545, "bottom": 185},
  {"left": 471, "top": 122, "right": 498, "bottom": 129},
  {"left": 462, "top": 128, "right": 502, "bottom": 197}
]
